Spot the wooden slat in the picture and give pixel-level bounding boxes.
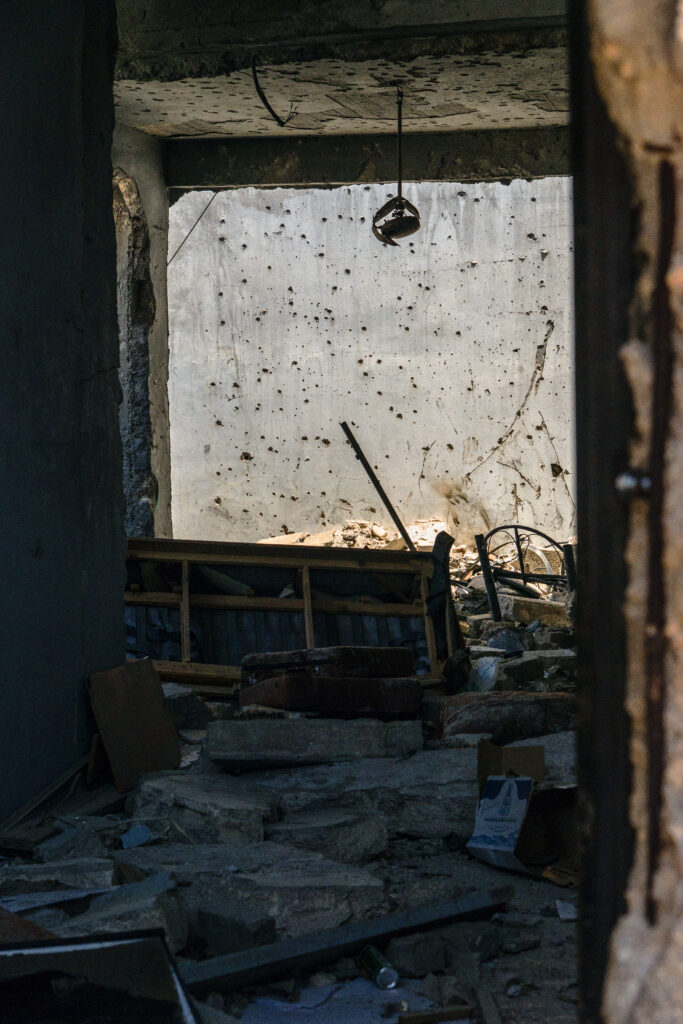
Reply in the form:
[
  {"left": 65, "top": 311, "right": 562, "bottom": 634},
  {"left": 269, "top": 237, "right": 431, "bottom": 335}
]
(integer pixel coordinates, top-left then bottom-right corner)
[
  {"left": 127, "top": 537, "right": 432, "bottom": 575},
  {"left": 421, "top": 573, "right": 440, "bottom": 677},
  {"left": 180, "top": 560, "right": 191, "bottom": 661},
  {"left": 125, "top": 592, "right": 424, "bottom": 618},
  {"left": 301, "top": 565, "right": 315, "bottom": 648},
  {"left": 153, "top": 660, "right": 240, "bottom": 683}
]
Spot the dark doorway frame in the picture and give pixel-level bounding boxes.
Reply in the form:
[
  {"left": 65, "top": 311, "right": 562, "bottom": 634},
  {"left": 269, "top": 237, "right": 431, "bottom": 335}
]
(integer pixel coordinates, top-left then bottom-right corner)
[{"left": 569, "top": 3, "right": 636, "bottom": 1020}]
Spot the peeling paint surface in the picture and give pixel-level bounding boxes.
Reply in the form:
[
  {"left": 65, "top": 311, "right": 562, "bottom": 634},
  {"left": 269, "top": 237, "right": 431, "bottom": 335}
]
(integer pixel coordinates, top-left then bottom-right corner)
[{"left": 168, "top": 177, "right": 575, "bottom": 542}]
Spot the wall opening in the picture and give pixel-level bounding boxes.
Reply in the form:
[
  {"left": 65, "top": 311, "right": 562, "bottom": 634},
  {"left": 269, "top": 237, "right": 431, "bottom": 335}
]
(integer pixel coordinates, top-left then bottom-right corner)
[{"left": 167, "top": 178, "right": 575, "bottom": 545}]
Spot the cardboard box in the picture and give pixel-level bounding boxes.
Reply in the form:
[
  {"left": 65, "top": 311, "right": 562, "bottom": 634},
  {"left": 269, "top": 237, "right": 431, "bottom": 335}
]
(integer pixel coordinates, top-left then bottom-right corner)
[{"left": 467, "top": 740, "right": 577, "bottom": 881}]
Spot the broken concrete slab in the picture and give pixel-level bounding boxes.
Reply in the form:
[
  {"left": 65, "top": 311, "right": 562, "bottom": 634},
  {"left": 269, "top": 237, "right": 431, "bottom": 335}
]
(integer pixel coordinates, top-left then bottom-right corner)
[
  {"left": 34, "top": 821, "right": 110, "bottom": 862},
  {"left": 55, "top": 878, "right": 188, "bottom": 953},
  {"left": 498, "top": 595, "right": 570, "bottom": 627},
  {"left": 441, "top": 692, "right": 577, "bottom": 745},
  {"left": 496, "top": 653, "right": 544, "bottom": 685},
  {"left": 163, "top": 682, "right": 212, "bottom": 729},
  {"left": 113, "top": 841, "right": 385, "bottom": 937},
  {"left": 0, "top": 858, "right": 115, "bottom": 896},
  {"left": 207, "top": 718, "right": 423, "bottom": 770},
  {"left": 533, "top": 649, "right": 577, "bottom": 671},
  {"left": 128, "top": 771, "right": 273, "bottom": 843},
  {"left": 196, "top": 899, "right": 276, "bottom": 956},
  {"left": 213, "top": 749, "right": 479, "bottom": 840},
  {"left": 384, "top": 930, "right": 454, "bottom": 977},
  {"left": 265, "top": 807, "right": 388, "bottom": 864}
]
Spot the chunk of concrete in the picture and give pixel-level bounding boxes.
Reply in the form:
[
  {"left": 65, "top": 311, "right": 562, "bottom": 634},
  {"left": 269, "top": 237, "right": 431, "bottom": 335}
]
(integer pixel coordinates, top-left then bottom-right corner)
[
  {"left": 498, "top": 595, "right": 570, "bottom": 627},
  {"left": 385, "top": 930, "right": 453, "bottom": 977},
  {"left": 496, "top": 653, "right": 544, "bottom": 685},
  {"left": 214, "top": 749, "right": 479, "bottom": 840},
  {"left": 163, "top": 682, "right": 212, "bottom": 729},
  {"left": 196, "top": 898, "right": 276, "bottom": 956},
  {"left": 265, "top": 808, "right": 388, "bottom": 864},
  {"left": 207, "top": 718, "right": 423, "bottom": 770},
  {"left": 535, "top": 649, "right": 578, "bottom": 671},
  {"left": 128, "top": 771, "right": 272, "bottom": 843},
  {"left": 54, "top": 873, "right": 188, "bottom": 952},
  {"left": 441, "top": 691, "right": 577, "bottom": 745},
  {"left": 113, "top": 841, "right": 384, "bottom": 937},
  {"left": 0, "top": 858, "right": 114, "bottom": 896}
]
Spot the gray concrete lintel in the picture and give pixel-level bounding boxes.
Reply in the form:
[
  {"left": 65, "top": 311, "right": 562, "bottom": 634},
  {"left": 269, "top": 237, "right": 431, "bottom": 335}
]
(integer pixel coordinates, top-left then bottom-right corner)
[{"left": 165, "top": 126, "right": 570, "bottom": 194}]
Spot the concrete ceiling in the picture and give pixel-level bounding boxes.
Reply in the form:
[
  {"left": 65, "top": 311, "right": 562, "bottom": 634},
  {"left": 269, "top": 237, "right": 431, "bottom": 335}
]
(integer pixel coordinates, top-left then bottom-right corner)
[
  {"left": 115, "top": 47, "right": 569, "bottom": 140},
  {"left": 114, "top": 1, "right": 568, "bottom": 141}
]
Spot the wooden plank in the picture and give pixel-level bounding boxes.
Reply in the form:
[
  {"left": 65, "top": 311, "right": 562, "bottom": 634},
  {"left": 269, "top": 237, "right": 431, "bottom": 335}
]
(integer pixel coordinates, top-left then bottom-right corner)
[
  {"left": 125, "top": 592, "right": 424, "bottom": 618},
  {"left": 421, "top": 573, "right": 440, "bottom": 676},
  {"left": 153, "top": 661, "right": 240, "bottom": 683},
  {"left": 89, "top": 661, "right": 180, "bottom": 793},
  {"left": 180, "top": 560, "right": 191, "bottom": 661},
  {"left": 181, "top": 887, "right": 512, "bottom": 994},
  {"left": 127, "top": 537, "right": 432, "bottom": 574},
  {"left": 301, "top": 565, "right": 315, "bottom": 648}
]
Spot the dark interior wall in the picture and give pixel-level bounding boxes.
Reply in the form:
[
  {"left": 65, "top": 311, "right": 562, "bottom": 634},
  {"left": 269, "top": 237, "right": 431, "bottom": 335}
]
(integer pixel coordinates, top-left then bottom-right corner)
[{"left": 0, "top": 0, "right": 125, "bottom": 820}]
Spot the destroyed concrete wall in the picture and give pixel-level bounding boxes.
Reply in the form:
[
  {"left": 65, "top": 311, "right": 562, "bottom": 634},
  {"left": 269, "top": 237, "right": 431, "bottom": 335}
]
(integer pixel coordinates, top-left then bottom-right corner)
[
  {"left": 168, "top": 178, "right": 575, "bottom": 543},
  {"left": 112, "top": 126, "right": 172, "bottom": 537},
  {"left": 0, "top": 0, "right": 125, "bottom": 821}
]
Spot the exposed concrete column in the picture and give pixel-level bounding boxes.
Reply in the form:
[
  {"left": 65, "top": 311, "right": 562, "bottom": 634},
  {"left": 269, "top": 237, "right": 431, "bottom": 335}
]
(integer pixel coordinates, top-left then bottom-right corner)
[
  {"left": 0, "top": 0, "right": 125, "bottom": 820},
  {"left": 112, "top": 125, "right": 172, "bottom": 537},
  {"left": 586, "top": 2, "right": 683, "bottom": 1020}
]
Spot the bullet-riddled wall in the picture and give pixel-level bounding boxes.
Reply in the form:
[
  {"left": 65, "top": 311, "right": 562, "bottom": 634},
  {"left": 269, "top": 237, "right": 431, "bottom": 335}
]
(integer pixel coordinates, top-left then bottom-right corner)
[{"left": 168, "top": 177, "right": 575, "bottom": 542}]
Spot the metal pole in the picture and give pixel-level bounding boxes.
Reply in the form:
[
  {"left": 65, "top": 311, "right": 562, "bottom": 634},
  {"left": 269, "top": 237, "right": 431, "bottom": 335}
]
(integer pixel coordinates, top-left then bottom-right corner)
[{"left": 340, "top": 421, "right": 416, "bottom": 552}]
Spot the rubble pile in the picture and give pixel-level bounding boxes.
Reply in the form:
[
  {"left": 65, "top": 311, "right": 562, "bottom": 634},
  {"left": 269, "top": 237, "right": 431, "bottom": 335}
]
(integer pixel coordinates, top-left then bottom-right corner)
[{"left": 0, "top": 559, "right": 579, "bottom": 1024}]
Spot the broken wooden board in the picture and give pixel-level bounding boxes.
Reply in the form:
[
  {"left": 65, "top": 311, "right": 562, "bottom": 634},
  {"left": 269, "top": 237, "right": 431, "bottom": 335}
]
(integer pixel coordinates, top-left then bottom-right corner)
[
  {"left": 181, "top": 887, "right": 512, "bottom": 993},
  {"left": 241, "top": 646, "right": 415, "bottom": 686},
  {"left": 239, "top": 673, "right": 422, "bottom": 716},
  {"left": 89, "top": 659, "right": 180, "bottom": 793},
  {"left": 441, "top": 691, "right": 577, "bottom": 745}
]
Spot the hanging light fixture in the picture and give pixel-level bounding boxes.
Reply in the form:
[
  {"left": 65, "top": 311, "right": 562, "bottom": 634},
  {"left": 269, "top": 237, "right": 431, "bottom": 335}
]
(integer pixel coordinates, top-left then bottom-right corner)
[{"left": 372, "top": 87, "right": 421, "bottom": 246}]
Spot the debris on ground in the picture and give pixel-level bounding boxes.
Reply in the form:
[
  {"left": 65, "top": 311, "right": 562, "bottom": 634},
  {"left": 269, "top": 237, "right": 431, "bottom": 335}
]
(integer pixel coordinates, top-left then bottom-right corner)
[{"left": 1, "top": 522, "right": 579, "bottom": 1023}]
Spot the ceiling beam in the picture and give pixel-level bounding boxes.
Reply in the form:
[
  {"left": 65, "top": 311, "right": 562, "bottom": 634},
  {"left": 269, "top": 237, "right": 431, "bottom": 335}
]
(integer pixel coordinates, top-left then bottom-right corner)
[{"left": 165, "top": 126, "right": 569, "bottom": 194}]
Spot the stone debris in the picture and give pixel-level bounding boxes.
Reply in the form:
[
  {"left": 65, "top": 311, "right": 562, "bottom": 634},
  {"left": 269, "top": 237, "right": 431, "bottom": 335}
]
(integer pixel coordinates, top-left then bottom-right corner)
[
  {"left": 440, "top": 692, "right": 577, "bottom": 746},
  {"left": 128, "top": 771, "right": 273, "bottom": 844},
  {"left": 54, "top": 872, "right": 189, "bottom": 953},
  {"left": 113, "top": 840, "right": 385, "bottom": 937},
  {"left": 265, "top": 807, "right": 389, "bottom": 864},
  {"left": 206, "top": 717, "right": 424, "bottom": 770},
  {"left": 0, "top": 858, "right": 115, "bottom": 895},
  {"left": 195, "top": 898, "right": 277, "bottom": 956},
  {"left": 162, "top": 682, "right": 213, "bottom": 729},
  {"left": 0, "top": 538, "right": 579, "bottom": 1023}
]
